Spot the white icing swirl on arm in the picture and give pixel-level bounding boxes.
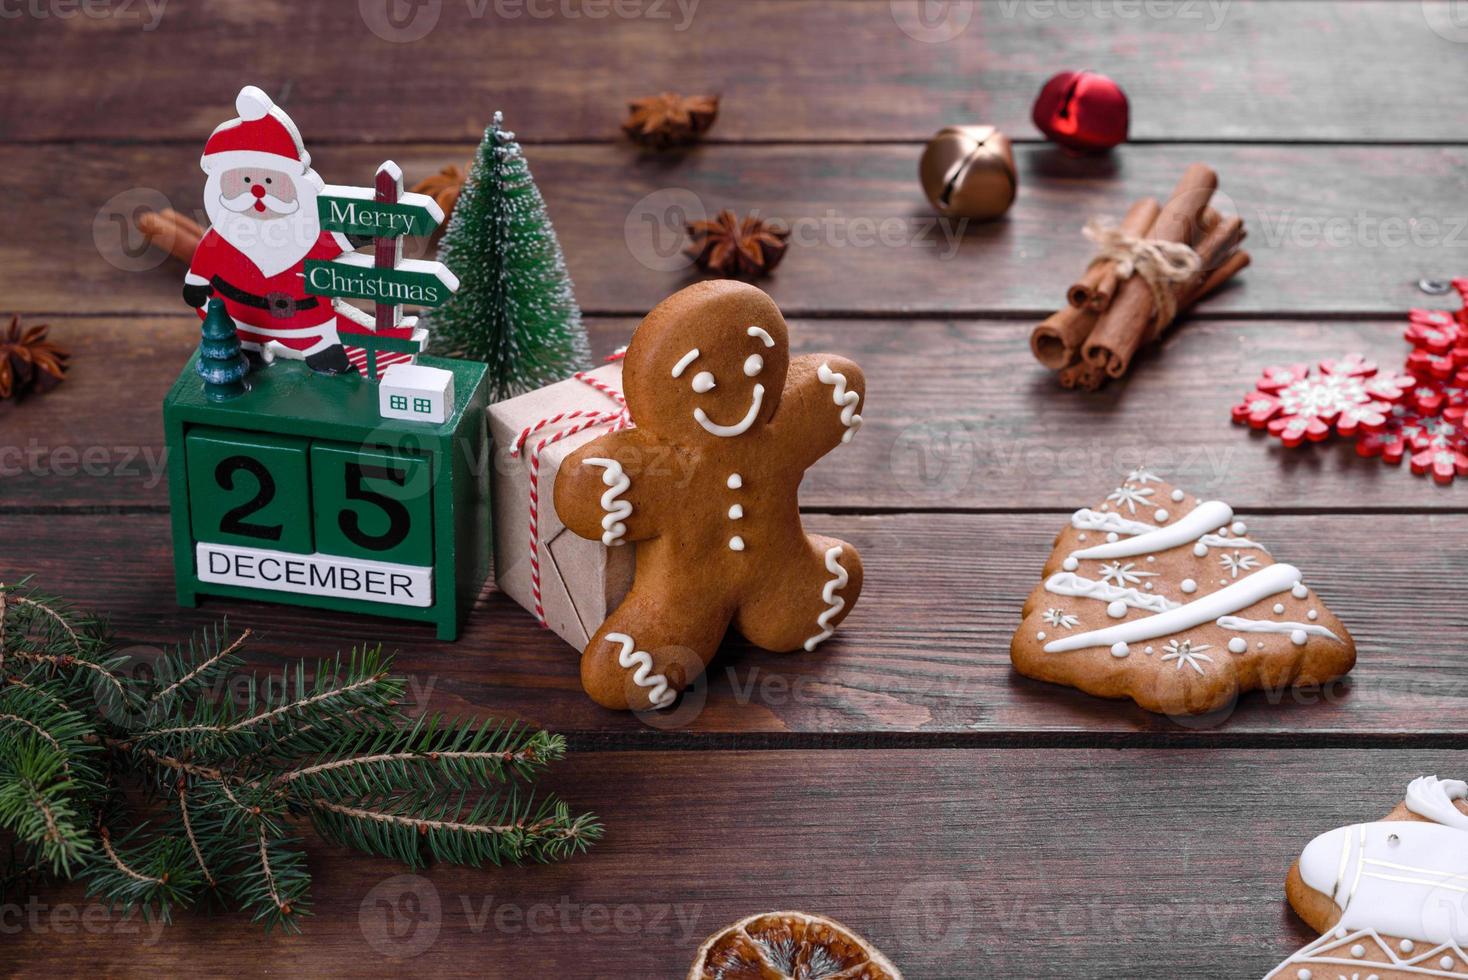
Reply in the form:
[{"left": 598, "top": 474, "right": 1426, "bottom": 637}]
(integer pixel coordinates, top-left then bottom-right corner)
[
  {"left": 583, "top": 458, "right": 633, "bottom": 546},
  {"left": 817, "top": 363, "right": 863, "bottom": 443},
  {"left": 1406, "top": 775, "right": 1468, "bottom": 830}
]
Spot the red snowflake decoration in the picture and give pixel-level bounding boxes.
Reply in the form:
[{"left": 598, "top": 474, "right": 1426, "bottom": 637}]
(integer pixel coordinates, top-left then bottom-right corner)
[
  {"left": 1352, "top": 280, "right": 1468, "bottom": 483},
  {"left": 1359, "top": 408, "right": 1468, "bottom": 484},
  {"left": 1231, "top": 353, "right": 1414, "bottom": 447}
]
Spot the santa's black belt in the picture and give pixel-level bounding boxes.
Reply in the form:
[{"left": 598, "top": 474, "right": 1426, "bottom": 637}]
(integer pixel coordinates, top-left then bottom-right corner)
[{"left": 211, "top": 276, "right": 320, "bottom": 319}]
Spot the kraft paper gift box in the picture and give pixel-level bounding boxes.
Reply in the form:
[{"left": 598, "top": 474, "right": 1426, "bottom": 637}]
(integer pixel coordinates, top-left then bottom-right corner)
[{"left": 488, "top": 362, "right": 635, "bottom": 650}]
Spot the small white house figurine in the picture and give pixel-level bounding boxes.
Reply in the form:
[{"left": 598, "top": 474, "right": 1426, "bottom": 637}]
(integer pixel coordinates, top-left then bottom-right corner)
[{"left": 379, "top": 363, "right": 455, "bottom": 424}]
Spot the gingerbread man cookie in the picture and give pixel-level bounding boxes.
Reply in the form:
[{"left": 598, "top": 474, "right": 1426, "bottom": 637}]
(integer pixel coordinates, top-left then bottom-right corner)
[
  {"left": 553, "top": 280, "right": 866, "bottom": 710},
  {"left": 1266, "top": 775, "right": 1468, "bottom": 979}
]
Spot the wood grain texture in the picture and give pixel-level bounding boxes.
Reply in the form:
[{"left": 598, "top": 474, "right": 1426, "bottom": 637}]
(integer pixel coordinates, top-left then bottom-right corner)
[
  {"left": 4, "top": 509, "right": 1465, "bottom": 740},
  {"left": 3, "top": 315, "right": 1460, "bottom": 512},
  {"left": 2, "top": 749, "right": 1459, "bottom": 978},
  {"left": 2, "top": 2, "right": 1465, "bottom": 143},
  {"left": 14, "top": 141, "right": 1468, "bottom": 317}
]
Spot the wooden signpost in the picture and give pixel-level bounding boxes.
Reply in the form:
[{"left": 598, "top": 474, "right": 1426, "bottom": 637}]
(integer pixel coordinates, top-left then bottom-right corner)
[{"left": 308, "top": 162, "right": 459, "bottom": 380}]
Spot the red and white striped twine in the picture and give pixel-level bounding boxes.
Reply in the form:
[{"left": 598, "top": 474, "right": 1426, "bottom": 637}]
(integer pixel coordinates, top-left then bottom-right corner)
[{"left": 508, "top": 353, "right": 630, "bottom": 627}]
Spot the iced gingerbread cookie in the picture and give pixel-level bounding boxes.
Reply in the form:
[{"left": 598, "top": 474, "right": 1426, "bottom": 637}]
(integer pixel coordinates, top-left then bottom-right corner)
[
  {"left": 1010, "top": 472, "right": 1355, "bottom": 717},
  {"left": 1266, "top": 775, "right": 1468, "bottom": 979},
  {"left": 554, "top": 280, "right": 865, "bottom": 710}
]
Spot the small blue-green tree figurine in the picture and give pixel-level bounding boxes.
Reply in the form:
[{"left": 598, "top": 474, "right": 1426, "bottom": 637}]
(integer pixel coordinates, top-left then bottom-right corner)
[{"left": 196, "top": 297, "right": 250, "bottom": 401}]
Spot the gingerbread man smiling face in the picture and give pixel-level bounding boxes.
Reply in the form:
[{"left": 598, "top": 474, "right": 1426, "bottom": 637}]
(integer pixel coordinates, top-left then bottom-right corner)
[{"left": 554, "top": 280, "right": 866, "bottom": 711}]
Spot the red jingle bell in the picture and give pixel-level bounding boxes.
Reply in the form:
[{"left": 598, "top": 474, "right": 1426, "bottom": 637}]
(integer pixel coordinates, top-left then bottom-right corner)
[{"left": 1031, "top": 70, "right": 1129, "bottom": 153}]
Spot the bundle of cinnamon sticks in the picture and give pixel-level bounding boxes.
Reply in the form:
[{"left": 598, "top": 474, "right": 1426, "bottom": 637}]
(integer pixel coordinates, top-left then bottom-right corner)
[
  {"left": 1030, "top": 163, "right": 1249, "bottom": 391},
  {"left": 135, "top": 208, "right": 205, "bottom": 263}
]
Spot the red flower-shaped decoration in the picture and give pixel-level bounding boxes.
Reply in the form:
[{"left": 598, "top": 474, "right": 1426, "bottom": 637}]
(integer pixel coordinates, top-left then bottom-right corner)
[{"left": 1231, "top": 353, "right": 1414, "bottom": 447}]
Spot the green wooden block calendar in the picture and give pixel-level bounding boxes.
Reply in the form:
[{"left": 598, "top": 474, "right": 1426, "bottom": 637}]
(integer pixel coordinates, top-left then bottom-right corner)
[{"left": 164, "top": 353, "right": 491, "bottom": 640}]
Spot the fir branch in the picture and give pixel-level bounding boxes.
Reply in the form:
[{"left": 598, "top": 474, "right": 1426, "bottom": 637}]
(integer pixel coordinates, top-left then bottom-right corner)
[
  {"left": 175, "top": 784, "right": 217, "bottom": 888},
  {"left": 0, "top": 580, "right": 599, "bottom": 933},
  {"left": 255, "top": 827, "right": 284, "bottom": 913},
  {"left": 99, "top": 826, "right": 164, "bottom": 886},
  {"left": 10, "top": 595, "right": 84, "bottom": 655},
  {"left": 151, "top": 627, "right": 251, "bottom": 705},
  {"left": 0, "top": 712, "right": 68, "bottom": 765}
]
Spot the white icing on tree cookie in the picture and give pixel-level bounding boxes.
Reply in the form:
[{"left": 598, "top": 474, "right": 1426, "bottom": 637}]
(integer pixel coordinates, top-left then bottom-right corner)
[
  {"left": 1214, "top": 616, "right": 1342, "bottom": 644},
  {"left": 1043, "top": 572, "right": 1181, "bottom": 615},
  {"left": 1068, "top": 500, "right": 1233, "bottom": 562},
  {"left": 1044, "top": 562, "right": 1304, "bottom": 653},
  {"left": 1070, "top": 508, "right": 1157, "bottom": 535}
]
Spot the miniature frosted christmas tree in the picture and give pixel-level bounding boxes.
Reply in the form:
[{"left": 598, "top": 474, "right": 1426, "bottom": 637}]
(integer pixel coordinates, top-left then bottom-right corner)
[
  {"left": 428, "top": 112, "right": 591, "bottom": 401},
  {"left": 195, "top": 297, "right": 249, "bottom": 401}
]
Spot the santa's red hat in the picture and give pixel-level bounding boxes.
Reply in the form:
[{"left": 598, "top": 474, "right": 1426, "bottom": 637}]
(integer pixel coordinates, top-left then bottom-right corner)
[{"left": 200, "top": 86, "right": 310, "bottom": 175}]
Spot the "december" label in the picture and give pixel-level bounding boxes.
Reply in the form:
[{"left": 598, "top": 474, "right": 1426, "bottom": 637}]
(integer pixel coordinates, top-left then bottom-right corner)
[{"left": 196, "top": 542, "right": 432, "bottom": 608}]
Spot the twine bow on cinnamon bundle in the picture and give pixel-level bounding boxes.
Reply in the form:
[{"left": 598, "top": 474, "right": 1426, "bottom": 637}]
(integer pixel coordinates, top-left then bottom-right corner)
[{"left": 1030, "top": 163, "right": 1250, "bottom": 391}]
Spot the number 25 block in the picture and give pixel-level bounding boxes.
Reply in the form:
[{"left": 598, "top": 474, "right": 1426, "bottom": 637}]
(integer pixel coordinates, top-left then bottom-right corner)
[{"left": 164, "top": 354, "right": 490, "bottom": 640}]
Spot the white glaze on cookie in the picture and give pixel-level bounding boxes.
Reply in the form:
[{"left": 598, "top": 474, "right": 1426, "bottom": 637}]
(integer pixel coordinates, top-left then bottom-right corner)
[
  {"left": 671, "top": 348, "right": 700, "bottom": 378},
  {"left": 817, "top": 363, "right": 863, "bottom": 443},
  {"left": 583, "top": 458, "right": 632, "bottom": 546},
  {"left": 1406, "top": 775, "right": 1468, "bottom": 830},
  {"left": 1043, "top": 572, "right": 1181, "bottom": 615},
  {"left": 605, "top": 632, "right": 675, "bottom": 708},
  {"left": 694, "top": 383, "right": 765, "bottom": 437},
  {"left": 1287, "top": 781, "right": 1468, "bottom": 956},
  {"left": 1043, "top": 563, "right": 1304, "bottom": 653},
  {"left": 1070, "top": 509, "right": 1157, "bottom": 536},
  {"left": 1214, "top": 616, "right": 1343, "bottom": 644},
  {"left": 804, "top": 546, "right": 849, "bottom": 651},
  {"left": 747, "top": 325, "right": 775, "bottom": 347},
  {"left": 1068, "top": 500, "right": 1233, "bottom": 561},
  {"left": 1197, "top": 532, "right": 1270, "bottom": 554}
]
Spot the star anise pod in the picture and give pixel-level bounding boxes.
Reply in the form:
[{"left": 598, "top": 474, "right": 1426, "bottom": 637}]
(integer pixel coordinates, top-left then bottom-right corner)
[
  {"left": 0, "top": 315, "right": 68, "bottom": 401},
  {"left": 686, "top": 210, "right": 790, "bottom": 279},
  {"left": 622, "top": 92, "right": 719, "bottom": 148},
  {"left": 411, "top": 162, "right": 471, "bottom": 226}
]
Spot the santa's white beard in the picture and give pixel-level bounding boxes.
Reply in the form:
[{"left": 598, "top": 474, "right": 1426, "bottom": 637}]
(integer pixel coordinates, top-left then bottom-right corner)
[{"left": 203, "top": 170, "right": 322, "bottom": 278}]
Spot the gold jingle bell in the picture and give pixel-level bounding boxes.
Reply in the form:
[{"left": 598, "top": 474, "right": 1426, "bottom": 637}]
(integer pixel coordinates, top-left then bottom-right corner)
[{"left": 919, "top": 125, "right": 1017, "bottom": 220}]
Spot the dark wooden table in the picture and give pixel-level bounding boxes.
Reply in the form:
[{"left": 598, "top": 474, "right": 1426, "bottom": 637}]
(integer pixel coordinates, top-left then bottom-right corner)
[{"left": 4, "top": 3, "right": 1467, "bottom": 977}]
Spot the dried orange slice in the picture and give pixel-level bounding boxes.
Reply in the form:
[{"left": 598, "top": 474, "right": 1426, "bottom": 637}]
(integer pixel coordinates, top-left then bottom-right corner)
[{"left": 688, "top": 910, "right": 903, "bottom": 980}]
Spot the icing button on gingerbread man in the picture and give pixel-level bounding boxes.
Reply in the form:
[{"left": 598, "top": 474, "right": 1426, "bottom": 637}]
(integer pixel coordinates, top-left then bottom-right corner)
[{"left": 554, "top": 280, "right": 866, "bottom": 711}]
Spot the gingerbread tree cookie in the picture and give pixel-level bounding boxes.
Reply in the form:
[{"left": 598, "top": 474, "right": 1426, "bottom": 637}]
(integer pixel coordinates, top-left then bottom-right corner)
[
  {"left": 553, "top": 281, "right": 865, "bottom": 711},
  {"left": 1266, "top": 775, "right": 1468, "bottom": 979},
  {"left": 1010, "top": 472, "right": 1355, "bottom": 717}
]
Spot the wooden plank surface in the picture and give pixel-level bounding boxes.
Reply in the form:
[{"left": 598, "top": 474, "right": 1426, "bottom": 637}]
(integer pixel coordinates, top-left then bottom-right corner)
[
  {"left": 14, "top": 142, "right": 1468, "bottom": 317},
  {"left": 3, "top": 2, "right": 1465, "bottom": 144},
  {"left": 5, "top": 508, "right": 1465, "bottom": 741},
  {"left": 2, "top": 749, "right": 1458, "bottom": 978},
  {"left": 2, "top": 315, "right": 1458, "bottom": 512},
  {"left": 4, "top": 2, "right": 1464, "bottom": 976}
]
